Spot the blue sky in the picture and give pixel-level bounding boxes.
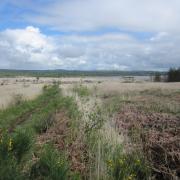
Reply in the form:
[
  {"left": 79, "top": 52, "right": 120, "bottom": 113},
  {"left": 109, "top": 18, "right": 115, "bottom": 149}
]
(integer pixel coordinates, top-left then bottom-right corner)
[
  {"left": 0, "top": 0, "right": 180, "bottom": 70},
  {"left": 0, "top": 1, "right": 154, "bottom": 38}
]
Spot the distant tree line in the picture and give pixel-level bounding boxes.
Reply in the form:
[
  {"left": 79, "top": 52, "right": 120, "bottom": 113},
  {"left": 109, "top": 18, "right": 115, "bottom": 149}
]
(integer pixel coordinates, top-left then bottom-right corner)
[
  {"left": 167, "top": 68, "right": 180, "bottom": 82},
  {"left": 153, "top": 68, "right": 180, "bottom": 82},
  {"left": 0, "top": 69, "right": 161, "bottom": 78}
]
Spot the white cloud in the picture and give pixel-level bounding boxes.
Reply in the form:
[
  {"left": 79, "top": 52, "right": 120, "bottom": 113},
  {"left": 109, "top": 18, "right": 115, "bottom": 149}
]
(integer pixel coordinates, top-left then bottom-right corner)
[
  {"left": 0, "top": 26, "right": 180, "bottom": 70},
  {"left": 0, "top": 26, "right": 59, "bottom": 69},
  {"left": 19, "top": 0, "right": 180, "bottom": 33},
  {"left": 1, "top": 1, "right": 180, "bottom": 70}
]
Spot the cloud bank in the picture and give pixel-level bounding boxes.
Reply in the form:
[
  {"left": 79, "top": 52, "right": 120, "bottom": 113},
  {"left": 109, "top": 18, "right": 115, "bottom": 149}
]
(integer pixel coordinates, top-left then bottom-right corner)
[
  {"left": 11, "top": 0, "right": 180, "bottom": 33},
  {"left": 0, "top": 26, "right": 179, "bottom": 70},
  {"left": 0, "top": 0, "right": 180, "bottom": 70}
]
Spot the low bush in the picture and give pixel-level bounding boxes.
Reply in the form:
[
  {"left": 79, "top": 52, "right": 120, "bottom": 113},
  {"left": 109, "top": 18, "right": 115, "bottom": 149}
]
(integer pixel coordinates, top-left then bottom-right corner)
[
  {"left": 0, "top": 157, "right": 23, "bottom": 180},
  {"left": 0, "top": 129, "right": 32, "bottom": 179},
  {"left": 30, "top": 145, "right": 69, "bottom": 180},
  {"left": 73, "top": 84, "right": 90, "bottom": 97},
  {"left": 107, "top": 147, "right": 150, "bottom": 180},
  {"left": 0, "top": 129, "right": 32, "bottom": 161},
  {"left": 33, "top": 113, "right": 55, "bottom": 134},
  {"left": 12, "top": 129, "right": 33, "bottom": 162},
  {"left": 85, "top": 106, "right": 104, "bottom": 135}
]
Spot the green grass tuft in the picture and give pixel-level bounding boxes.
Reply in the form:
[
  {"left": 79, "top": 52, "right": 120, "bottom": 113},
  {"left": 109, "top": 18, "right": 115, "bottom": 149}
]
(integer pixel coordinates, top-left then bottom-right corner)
[{"left": 30, "top": 145, "right": 69, "bottom": 180}]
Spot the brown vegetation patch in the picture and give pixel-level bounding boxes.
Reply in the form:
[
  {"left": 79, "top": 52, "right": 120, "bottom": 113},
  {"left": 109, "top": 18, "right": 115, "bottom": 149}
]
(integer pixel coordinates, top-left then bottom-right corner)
[
  {"left": 115, "top": 106, "right": 180, "bottom": 179},
  {"left": 36, "top": 112, "right": 88, "bottom": 175}
]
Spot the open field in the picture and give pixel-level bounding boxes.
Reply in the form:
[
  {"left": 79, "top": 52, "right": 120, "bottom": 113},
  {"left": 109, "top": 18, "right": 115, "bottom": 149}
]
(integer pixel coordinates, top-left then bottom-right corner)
[
  {"left": 0, "top": 77, "right": 179, "bottom": 179},
  {"left": 0, "top": 76, "right": 178, "bottom": 109},
  {"left": 0, "top": 76, "right": 149, "bottom": 108},
  {"left": 1, "top": 0, "right": 180, "bottom": 179},
  {"left": 0, "top": 84, "right": 44, "bottom": 109}
]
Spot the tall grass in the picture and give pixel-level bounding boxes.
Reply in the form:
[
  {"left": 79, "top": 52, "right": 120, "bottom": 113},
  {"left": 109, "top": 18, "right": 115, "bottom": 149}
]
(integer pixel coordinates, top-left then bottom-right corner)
[
  {"left": 0, "top": 85, "right": 81, "bottom": 179},
  {"left": 0, "top": 129, "right": 33, "bottom": 179},
  {"left": 73, "top": 84, "right": 90, "bottom": 97},
  {"left": 30, "top": 145, "right": 69, "bottom": 180},
  {"left": 107, "top": 147, "right": 150, "bottom": 180}
]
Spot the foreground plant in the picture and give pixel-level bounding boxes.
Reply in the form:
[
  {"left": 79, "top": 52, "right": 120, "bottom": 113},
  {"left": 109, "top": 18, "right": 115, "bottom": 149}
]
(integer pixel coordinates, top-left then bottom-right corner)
[
  {"left": 30, "top": 145, "right": 69, "bottom": 180},
  {"left": 73, "top": 84, "right": 90, "bottom": 97},
  {"left": 107, "top": 147, "right": 151, "bottom": 180},
  {"left": 0, "top": 129, "right": 32, "bottom": 179}
]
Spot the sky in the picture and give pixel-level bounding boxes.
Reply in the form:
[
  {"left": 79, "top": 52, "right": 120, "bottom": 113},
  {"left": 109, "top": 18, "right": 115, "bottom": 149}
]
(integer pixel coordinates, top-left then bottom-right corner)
[{"left": 0, "top": 0, "right": 180, "bottom": 70}]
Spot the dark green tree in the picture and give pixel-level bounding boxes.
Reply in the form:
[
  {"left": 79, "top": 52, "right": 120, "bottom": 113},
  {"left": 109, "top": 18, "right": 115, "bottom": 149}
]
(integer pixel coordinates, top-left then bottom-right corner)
[{"left": 167, "top": 68, "right": 180, "bottom": 82}]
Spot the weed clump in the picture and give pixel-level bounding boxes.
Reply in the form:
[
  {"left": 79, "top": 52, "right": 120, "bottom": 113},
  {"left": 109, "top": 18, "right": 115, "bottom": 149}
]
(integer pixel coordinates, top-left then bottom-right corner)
[
  {"left": 30, "top": 145, "right": 69, "bottom": 180},
  {"left": 107, "top": 147, "right": 150, "bottom": 180},
  {"left": 33, "top": 113, "right": 55, "bottom": 134},
  {"left": 12, "top": 129, "right": 33, "bottom": 162},
  {"left": 0, "top": 129, "right": 32, "bottom": 179},
  {"left": 73, "top": 84, "right": 90, "bottom": 97},
  {"left": 85, "top": 106, "right": 104, "bottom": 135}
]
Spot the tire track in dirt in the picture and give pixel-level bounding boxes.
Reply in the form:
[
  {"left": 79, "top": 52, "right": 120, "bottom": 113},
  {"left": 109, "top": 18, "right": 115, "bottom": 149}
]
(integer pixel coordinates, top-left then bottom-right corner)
[
  {"left": 8, "top": 105, "right": 45, "bottom": 133},
  {"left": 8, "top": 91, "right": 60, "bottom": 132}
]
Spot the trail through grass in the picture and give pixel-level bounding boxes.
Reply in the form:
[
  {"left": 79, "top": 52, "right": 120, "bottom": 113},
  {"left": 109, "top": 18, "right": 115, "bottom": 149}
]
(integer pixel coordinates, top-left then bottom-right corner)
[{"left": 0, "top": 85, "right": 81, "bottom": 179}]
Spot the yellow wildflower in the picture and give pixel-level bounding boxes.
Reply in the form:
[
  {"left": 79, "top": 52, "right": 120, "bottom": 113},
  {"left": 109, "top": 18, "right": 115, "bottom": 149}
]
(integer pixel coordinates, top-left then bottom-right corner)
[
  {"left": 127, "top": 174, "right": 136, "bottom": 180},
  {"left": 107, "top": 160, "right": 113, "bottom": 168},
  {"left": 57, "top": 159, "right": 64, "bottom": 166},
  {"left": 8, "top": 138, "right": 13, "bottom": 151},
  {"left": 127, "top": 176, "right": 132, "bottom": 180},
  {"left": 136, "top": 159, "right": 140, "bottom": 165},
  {"left": 119, "top": 159, "right": 124, "bottom": 165}
]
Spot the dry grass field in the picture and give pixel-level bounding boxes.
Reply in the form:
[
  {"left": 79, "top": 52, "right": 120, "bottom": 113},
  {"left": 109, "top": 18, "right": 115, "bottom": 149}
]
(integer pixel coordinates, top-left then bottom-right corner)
[
  {"left": 0, "top": 76, "right": 179, "bottom": 179},
  {"left": 0, "top": 84, "right": 44, "bottom": 109}
]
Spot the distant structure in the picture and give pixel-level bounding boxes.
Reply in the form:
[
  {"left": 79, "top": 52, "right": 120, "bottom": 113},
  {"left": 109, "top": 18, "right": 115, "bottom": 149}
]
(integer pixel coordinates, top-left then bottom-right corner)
[{"left": 122, "top": 76, "right": 135, "bottom": 82}]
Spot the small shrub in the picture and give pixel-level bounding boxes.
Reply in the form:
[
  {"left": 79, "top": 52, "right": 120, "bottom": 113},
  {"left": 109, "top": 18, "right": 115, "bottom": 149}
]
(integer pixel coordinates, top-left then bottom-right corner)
[
  {"left": 30, "top": 145, "right": 69, "bottom": 180},
  {"left": 107, "top": 147, "right": 151, "bottom": 180},
  {"left": 0, "top": 157, "right": 23, "bottom": 180},
  {"left": 43, "top": 84, "right": 49, "bottom": 91},
  {"left": 33, "top": 113, "right": 55, "bottom": 134},
  {"left": 73, "top": 84, "right": 90, "bottom": 97},
  {"left": 12, "top": 129, "right": 33, "bottom": 162},
  {"left": 0, "top": 130, "right": 13, "bottom": 159},
  {"left": 12, "top": 94, "right": 24, "bottom": 106},
  {"left": 0, "top": 130, "right": 28, "bottom": 179},
  {"left": 85, "top": 106, "right": 104, "bottom": 135}
]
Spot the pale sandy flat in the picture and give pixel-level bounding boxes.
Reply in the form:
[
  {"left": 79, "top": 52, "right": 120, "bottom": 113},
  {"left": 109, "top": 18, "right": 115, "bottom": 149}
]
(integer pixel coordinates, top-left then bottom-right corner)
[
  {"left": 1, "top": 76, "right": 180, "bottom": 109},
  {"left": 0, "top": 83, "right": 44, "bottom": 109},
  {"left": 97, "top": 82, "right": 180, "bottom": 95}
]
